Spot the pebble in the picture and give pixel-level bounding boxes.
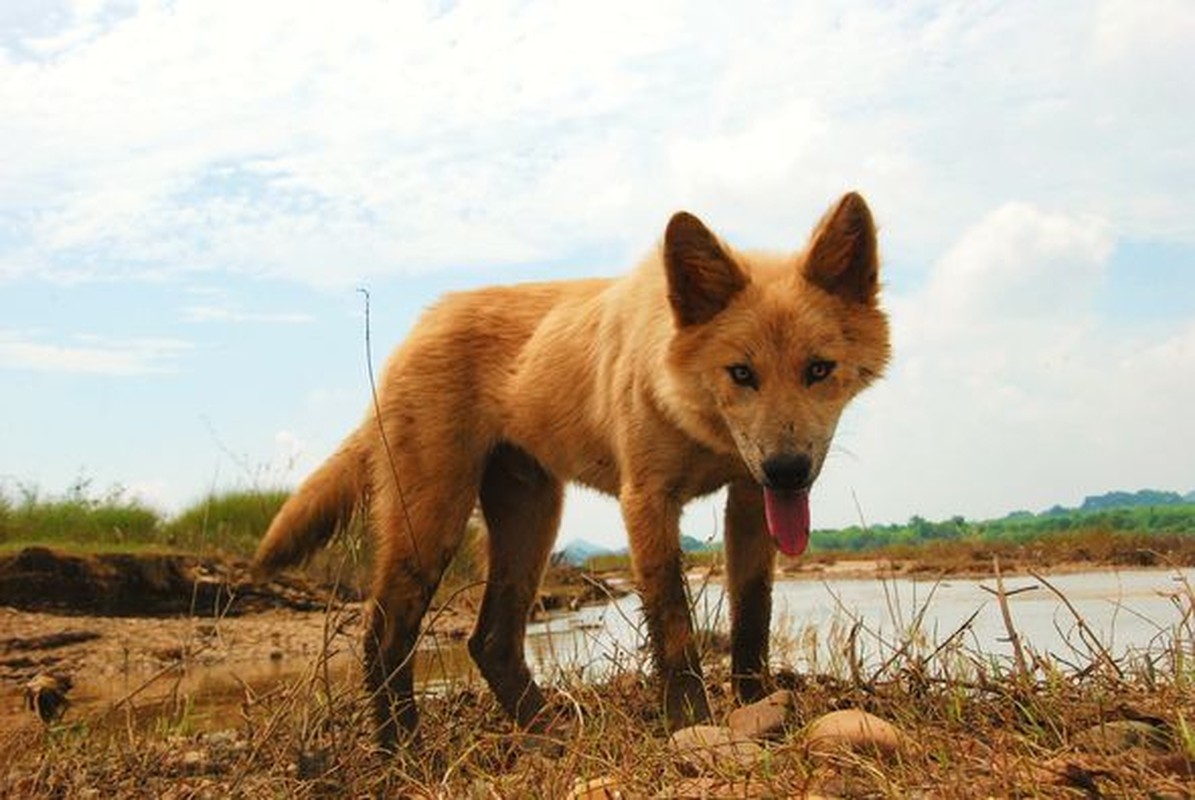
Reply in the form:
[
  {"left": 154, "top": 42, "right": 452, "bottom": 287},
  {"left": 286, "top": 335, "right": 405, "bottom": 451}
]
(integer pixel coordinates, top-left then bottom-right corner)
[
  {"left": 568, "top": 776, "right": 624, "bottom": 800},
  {"left": 804, "top": 709, "right": 905, "bottom": 757},
  {"left": 726, "top": 690, "right": 795, "bottom": 740},
  {"left": 1072, "top": 719, "right": 1170, "bottom": 753},
  {"left": 669, "top": 725, "right": 766, "bottom": 773}
]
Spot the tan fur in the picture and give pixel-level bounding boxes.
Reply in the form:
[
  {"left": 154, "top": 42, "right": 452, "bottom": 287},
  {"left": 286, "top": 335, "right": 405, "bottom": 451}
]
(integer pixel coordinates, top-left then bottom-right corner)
[{"left": 254, "top": 192, "right": 891, "bottom": 748}]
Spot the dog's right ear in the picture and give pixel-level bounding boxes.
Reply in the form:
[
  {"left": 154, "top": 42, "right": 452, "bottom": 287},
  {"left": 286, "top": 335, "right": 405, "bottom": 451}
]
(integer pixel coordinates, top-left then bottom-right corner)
[{"left": 664, "top": 211, "right": 748, "bottom": 327}]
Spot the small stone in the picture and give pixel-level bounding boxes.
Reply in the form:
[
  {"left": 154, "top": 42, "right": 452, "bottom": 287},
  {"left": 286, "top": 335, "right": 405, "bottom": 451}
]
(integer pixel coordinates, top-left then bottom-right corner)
[
  {"left": 804, "top": 709, "right": 905, "bottom": 757},
  {"left": 669, "top": 725, "right": 766, "bottom": 774},
  {"left": 23, "top": 673, "right": 72, "bottom": 724},
  {"left": 1073, "top": 719, "right": 1170, "bottom": 753},
  {"left": 297, "top": 747, "right": 332, "bottom": 779},
  {"left": 180, "top": 749, "right": 208, "bottom": 774},
  {"left": 727, "top": 690, "right": 795, "bottom": 740},
  {"left": 568, "top": 776, "right": 624, "bottom": 800}
]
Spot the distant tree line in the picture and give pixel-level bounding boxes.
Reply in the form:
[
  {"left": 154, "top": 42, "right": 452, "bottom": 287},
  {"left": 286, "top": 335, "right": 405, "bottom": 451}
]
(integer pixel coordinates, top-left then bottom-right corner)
[{"left": 809, "top": 490, "right": 1195, "bottom": 553}]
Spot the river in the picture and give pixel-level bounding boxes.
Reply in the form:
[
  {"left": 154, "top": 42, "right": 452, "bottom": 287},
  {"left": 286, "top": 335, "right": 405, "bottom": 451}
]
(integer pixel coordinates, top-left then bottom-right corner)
[{"left": 521, "top": 567, "right": 1195, "bottom": 680}]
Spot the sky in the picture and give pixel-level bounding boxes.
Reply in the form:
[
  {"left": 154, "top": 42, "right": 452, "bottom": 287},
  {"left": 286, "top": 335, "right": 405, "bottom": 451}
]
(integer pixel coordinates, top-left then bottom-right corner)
[{"left": 1, "top": 0, "right": 1193, "bottom": 551}]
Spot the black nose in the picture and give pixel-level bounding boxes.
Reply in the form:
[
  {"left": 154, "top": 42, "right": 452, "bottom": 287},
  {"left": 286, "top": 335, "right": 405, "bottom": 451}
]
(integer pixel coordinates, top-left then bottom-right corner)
[{"left": 761, "top": 453, "right": 812, "bottom": 490}]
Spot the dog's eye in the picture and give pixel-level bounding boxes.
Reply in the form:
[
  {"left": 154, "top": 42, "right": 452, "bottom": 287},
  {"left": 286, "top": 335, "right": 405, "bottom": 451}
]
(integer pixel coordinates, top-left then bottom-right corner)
[
  {"left": 805, "top": 359, "right": 836, "bottom": 385},
  {"left": 726, "top": 363, "right": 758, "bottom": 389}
]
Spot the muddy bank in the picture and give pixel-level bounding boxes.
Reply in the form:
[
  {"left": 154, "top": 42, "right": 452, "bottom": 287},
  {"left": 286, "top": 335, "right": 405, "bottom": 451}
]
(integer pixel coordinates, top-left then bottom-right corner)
[
  {"left": 0, "top": 546, "right": 625, "bottom": 706},
  {"left": 0, "top": 546, "right": 354, "bottom": 617},
  {"left": 0, "top": 604, "right": 360, "bottom": 682}
]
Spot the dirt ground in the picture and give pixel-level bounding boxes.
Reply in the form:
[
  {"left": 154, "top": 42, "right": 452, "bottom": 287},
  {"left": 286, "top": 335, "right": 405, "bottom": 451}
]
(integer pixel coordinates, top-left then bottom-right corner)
[
  {"left": 0, "top": 546, "right": 626, "bottom": 734},
  {"left": 0, "top": 543, "right": 1169, "bottom": 739},
  {"left": 0, "top": 547, "right": 480, "bottom": 731}
]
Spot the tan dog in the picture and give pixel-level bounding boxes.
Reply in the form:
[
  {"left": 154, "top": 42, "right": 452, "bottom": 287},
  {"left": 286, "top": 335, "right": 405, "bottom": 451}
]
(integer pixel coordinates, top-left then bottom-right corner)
[{"left": 254, "top": 192, "right": 891, "bottom": 748}]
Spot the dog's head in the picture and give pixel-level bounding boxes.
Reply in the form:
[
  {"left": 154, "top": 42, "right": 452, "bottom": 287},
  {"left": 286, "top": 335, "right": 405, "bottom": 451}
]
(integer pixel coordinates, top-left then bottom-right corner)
[{"left": 662, "top": 193, "right": 891, "bottom": 557}]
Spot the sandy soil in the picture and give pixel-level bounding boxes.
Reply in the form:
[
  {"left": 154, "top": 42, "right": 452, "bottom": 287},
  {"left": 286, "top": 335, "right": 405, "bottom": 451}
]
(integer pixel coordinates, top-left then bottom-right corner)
[{"left": 0, "top": 546, "right": 610, "bottom": 732}]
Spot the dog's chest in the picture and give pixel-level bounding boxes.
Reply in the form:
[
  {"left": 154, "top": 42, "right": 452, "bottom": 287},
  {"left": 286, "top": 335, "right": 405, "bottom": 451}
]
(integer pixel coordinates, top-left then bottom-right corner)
[
  {"left": 672, "top": 451, "right": 751, "bottom": 501},
  {"left": 571, "top": 454, "right": 621, "bottom": 495}
]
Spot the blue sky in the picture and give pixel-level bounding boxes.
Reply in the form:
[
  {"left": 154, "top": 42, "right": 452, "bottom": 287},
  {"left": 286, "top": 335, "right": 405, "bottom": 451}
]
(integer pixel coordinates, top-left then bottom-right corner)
[{"left": 2, "top": 0, "right": 1193, "bottom": 550}]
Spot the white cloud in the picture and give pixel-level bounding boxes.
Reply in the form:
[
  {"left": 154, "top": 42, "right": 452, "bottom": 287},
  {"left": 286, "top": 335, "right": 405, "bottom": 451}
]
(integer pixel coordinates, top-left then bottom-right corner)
[
  {"left": 0, "top": 1, "right": 1192, "bottom": 538},
  {"left": 820, "top": 203, "right": 1194, "bottom": 525},
  {"left": 1, "top": 1, "right": 1191, "bottom": 286},
  {"left": 1091, "top": 0, "right": 1194, "bottom": 66},
  {"left": 916, "top": 203, "right": 1113, "bottom": 329},
  {"left": 0, "top": 330, "right": 192, "bottom": 374}
]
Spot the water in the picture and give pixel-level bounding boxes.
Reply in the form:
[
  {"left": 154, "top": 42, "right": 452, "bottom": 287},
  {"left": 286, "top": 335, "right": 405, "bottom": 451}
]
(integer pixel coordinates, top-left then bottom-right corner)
[
  {"left": 523, "top": 568, "right": 1195, "bottom": 680},
  {"left": 7, "top": 568, "right": 1191, "bottom": 731}
]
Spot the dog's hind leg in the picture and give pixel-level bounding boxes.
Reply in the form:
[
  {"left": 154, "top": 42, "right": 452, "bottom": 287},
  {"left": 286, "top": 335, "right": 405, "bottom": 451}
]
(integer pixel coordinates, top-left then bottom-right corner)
[
  {"left": 364, "top": 472, "right": 478, "bottom": 751},
  {"left": 469, "top": 444, "right": 563, "bottom": 732},
  {"left": 724, "top": 479, "right": 776, "bottom": 703}
]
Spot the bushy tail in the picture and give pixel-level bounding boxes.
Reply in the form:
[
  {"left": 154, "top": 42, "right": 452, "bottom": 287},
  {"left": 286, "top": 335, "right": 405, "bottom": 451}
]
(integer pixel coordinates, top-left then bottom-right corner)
[{"left": 253, "top": 428, "right": 370, "bottom": 575}]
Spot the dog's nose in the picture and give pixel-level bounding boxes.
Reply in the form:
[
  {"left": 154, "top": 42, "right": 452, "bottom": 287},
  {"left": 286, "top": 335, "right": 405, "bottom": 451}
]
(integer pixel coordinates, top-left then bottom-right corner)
[{"left": 761, "top": 453, "right": 812, "bottom": 490}]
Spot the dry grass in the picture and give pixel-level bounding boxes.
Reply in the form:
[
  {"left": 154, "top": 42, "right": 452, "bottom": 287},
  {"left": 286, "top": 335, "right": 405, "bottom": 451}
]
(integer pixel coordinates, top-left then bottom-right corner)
[
  {"left": 780, "top": 530, "right": 1195, "bottom": 580},
  {"left": 3, "top": 568, "right": 1194, "bottom": 798}
]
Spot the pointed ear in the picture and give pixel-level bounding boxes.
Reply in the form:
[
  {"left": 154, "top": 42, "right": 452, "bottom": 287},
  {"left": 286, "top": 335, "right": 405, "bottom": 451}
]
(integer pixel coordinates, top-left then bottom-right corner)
[
  {"left": 663, "top": 211, "right": 748, "bottom": 327},
  {"left": 804, "top": 192, "right": 879, "bottom": 305}
]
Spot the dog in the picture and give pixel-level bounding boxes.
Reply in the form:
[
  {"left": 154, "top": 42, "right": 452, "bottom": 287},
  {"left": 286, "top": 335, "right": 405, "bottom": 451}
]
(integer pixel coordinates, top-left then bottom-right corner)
[{"left": 253, "top": 192, "right": 891, "bottom": 748}]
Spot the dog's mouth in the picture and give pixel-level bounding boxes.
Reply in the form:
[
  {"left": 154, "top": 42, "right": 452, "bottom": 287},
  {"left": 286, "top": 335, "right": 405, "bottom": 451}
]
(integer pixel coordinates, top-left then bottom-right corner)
[{"left": 763, "top": 487, "right": 811, "bottom": 557}]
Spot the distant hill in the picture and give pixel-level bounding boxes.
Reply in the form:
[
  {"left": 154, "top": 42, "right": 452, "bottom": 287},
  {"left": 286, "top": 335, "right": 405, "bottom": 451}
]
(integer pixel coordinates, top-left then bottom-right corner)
[
  {"left": 680, "top": 534, "right": 717, "bottom": 553},
  {"left": 553, "top": 533, "right": 717, "bottom": 566},
  {"left": 1013, "top": 488, "right": 1194, "bottom": 520},
  {"left": 553, "top": 538, "right": 615, "bottom": 567},
  {"left": 1078, "top": 489, "right": 1188, "bottom": 512}
]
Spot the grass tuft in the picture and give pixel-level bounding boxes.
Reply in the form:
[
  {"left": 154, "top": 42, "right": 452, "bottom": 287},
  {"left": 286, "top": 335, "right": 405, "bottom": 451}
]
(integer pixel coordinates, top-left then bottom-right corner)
[{"left": 160, "top": 489, "right": 289, "bottom": 558}]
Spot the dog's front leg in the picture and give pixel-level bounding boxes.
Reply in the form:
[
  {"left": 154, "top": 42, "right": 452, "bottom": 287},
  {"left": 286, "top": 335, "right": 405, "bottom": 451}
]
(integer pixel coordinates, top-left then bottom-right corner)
[
  {"left": 724, "top": 480, "right": 776, "bottom": 703},
  {"left": 620, "top": 487, "right": 712, "bottom": 730}
]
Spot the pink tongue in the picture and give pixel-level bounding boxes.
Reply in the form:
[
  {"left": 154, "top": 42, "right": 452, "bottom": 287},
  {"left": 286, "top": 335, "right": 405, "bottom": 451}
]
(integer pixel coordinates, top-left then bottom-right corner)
[{"left": 764, "top": 488, "right": 811, "bottom": 557}]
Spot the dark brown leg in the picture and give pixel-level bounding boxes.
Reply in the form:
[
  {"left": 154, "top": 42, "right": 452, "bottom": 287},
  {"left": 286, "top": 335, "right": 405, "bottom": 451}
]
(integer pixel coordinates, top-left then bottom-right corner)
[
  {"left": 724, "top": 480, "right": 776, "bottom": 703},
  {"left": 469, "top": 445, "right": 563, "bottom": 730},
  {"left": 621, "top": 487, "right": 711, "bottom": 729}
]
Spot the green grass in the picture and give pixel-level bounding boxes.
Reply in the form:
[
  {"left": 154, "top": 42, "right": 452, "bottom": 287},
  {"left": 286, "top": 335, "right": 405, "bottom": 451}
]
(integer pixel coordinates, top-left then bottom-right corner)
[
  {"left": 0, "top": 483, "right": 161, "bottom": 551},
  {"left": 0, "top": 483, "right": 287, "bottom": 559},
  {"left": 160, "top": 489, "right": 289, "bottom": 558},
  {"left": 5, "top": 480, "right": 1194, "bottom": 578},
  {"left": 0, "top": 483, "right": 483, "bottom": 601}
]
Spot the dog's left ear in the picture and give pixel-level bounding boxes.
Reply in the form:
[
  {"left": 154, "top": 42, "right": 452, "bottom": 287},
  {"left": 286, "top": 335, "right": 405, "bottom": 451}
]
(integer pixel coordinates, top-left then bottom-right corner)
[
  {"left": 664, "top": 211, "right": 749, "bottom": 327},
  {"left": 804, "top": 192, "right": 879, "bottom": 305}
]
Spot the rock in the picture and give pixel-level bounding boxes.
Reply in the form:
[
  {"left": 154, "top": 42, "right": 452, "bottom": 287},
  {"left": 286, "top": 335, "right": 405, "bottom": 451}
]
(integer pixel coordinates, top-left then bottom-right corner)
[
  {"left": 568, "top": 776, "right": 624, "bottom": 800},
  {"left": 23, "top": 672, "right": 72, "bottom": 723},
  {"left": 1072, "top": 719, "right": 1170, "bottom": 753},
  {"left": 804, "top": 709, "right": 905, "bottom": 757},
  {"left": 669, "top": 725, "right": 765, "bottom": 774},
  {"left": 179, "top": 748, "right": 209, "bottom": 775},
  {"left": 1026, "top": 757, "right": 1101, "bottom": 791},
  {"left": 727, "top": 690, "right": 795, "bottom": 740},
  {"left": 297, "top": 747, "right": 331, "bottom": 779}
]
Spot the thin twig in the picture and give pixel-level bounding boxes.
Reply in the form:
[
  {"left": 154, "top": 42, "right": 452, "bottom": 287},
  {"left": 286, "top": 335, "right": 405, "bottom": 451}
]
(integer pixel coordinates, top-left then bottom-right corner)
[
  {"left": 990, "top": 556, "right": 1031, "bottom": 684},
  {"left": 1029, "top": 568, "right": 1125, "bottom": 680}
]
